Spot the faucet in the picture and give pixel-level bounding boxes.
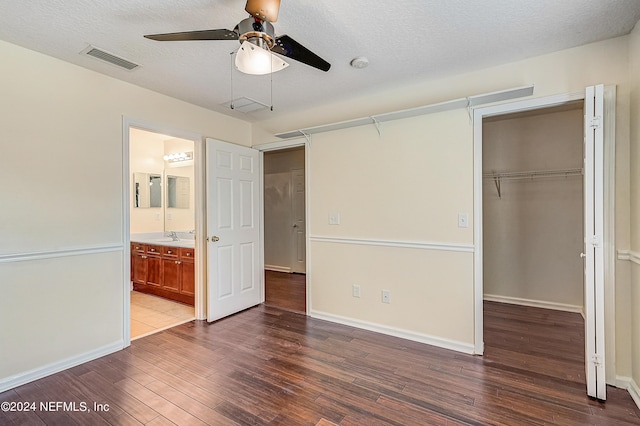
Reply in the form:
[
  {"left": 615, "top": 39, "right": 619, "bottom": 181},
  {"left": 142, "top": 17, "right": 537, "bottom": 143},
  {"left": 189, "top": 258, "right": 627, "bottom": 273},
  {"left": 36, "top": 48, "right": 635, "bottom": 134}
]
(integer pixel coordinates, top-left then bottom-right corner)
[{"left": 167, "top": 231, "right": 180, "bottom": 241}]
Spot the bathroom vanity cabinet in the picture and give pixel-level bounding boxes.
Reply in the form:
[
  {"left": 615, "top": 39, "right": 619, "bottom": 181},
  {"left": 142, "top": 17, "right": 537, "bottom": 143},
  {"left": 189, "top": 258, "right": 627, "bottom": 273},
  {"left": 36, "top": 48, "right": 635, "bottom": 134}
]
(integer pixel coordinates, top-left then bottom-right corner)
[{"left": 131, "top": 242, "right": 194, "bottom": 306}]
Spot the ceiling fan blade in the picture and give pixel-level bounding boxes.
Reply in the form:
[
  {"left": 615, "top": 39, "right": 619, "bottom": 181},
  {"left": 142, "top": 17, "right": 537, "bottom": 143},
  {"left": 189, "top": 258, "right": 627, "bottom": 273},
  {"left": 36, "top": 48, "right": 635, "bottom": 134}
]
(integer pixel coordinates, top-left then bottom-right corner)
[
  {"left": 245, "top": 0, "right": 280, "bottom": 22},
  {"left": 144, "top": 29, "right": 238, "bottom": 41},
  {"left": 272, "top": 35, "right": 331, "bottom": 72}
]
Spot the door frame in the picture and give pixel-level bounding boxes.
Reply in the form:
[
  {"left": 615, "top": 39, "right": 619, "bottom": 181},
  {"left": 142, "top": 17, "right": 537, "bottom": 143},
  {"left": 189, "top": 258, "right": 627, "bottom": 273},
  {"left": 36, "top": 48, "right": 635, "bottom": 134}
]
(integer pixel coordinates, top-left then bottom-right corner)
[
  {"left": 255, "top": 138, "right": 310, "bottom": 314},
  {"left": 122, "top": 117, "right": 206, "bottom": 346},
  {"left": 472, "top": 88, "right": 617, "bottom": 384}
]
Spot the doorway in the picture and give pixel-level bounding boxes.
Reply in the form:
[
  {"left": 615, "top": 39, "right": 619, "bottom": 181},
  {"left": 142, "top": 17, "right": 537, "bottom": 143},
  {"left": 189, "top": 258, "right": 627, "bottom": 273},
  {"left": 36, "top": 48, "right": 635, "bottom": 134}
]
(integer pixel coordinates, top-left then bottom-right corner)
[
  {"left": 473, "top": 86, "right": 615, "bottom": 400},
  {"left": 263, "top": 146, "right": 307, "bottom": 313},
  {"left": 481, "top": 102, "right": 587, "bottom": 384},
  {"left": 128, "top": 127, "right": 198, "bottom": 339}
]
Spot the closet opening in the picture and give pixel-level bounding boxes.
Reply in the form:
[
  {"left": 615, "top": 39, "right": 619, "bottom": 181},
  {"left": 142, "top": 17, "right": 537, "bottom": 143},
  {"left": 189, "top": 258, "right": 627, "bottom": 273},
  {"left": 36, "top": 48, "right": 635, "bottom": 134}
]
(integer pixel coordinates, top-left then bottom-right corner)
[
  {"left": 263, "top": 146, "right": 307, "bottom": 313},
  {"left": 481, "top": 101, "right": 587, "bottom": 383}
]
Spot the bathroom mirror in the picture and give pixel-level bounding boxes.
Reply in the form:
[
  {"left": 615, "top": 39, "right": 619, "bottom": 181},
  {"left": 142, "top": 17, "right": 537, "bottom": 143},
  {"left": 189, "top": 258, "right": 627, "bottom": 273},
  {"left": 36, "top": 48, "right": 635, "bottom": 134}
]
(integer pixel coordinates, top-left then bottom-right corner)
[
  {"left": 167, "top": 175, "right": 190, "bottom": 209},
  {"left": 133, "top": 172, "right": 162, "bottom": 208}
]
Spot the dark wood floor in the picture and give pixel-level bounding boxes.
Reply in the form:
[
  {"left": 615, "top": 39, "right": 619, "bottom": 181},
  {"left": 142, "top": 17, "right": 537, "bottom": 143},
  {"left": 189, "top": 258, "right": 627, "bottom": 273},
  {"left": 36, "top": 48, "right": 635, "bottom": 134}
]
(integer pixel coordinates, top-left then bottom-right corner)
[
  {"left": 1, "top": 302, "right": 638, "bottom": 425},
  {"left": 264, "top": 270, "right": 306, "bottom": 313}
]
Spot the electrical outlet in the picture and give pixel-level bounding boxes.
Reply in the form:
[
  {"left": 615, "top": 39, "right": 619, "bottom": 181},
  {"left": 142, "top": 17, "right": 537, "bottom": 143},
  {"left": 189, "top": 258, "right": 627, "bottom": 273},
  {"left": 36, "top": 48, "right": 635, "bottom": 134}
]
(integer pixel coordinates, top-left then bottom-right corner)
[
  {"left": 382, "top": 290, "right": 391, "bottom": 304},
  {"left": 352, "top": 284, "right": 361, "bottom": 298}
]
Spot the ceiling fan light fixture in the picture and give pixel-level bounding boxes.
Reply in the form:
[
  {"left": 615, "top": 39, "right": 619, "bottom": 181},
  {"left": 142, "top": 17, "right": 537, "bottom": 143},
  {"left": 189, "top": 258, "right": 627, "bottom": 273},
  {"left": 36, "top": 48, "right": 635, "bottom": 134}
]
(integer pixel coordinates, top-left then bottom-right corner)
[{"left": 235, "top": 40, "right": 289, "bottom": 75}]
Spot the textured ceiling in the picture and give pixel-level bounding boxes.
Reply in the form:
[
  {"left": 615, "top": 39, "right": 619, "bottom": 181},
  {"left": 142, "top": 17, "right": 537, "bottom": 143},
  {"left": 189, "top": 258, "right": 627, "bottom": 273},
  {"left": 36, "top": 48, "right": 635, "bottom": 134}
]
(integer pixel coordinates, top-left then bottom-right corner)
[{"left": 2, "top": 1, "right": 640, "bottom": 123}]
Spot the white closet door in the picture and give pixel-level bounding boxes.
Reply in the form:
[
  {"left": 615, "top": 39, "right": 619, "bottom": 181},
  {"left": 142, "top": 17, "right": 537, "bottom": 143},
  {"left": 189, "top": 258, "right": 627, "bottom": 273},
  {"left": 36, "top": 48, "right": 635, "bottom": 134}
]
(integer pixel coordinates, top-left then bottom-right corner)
[{"left": 583, "top": 84, "right": 606, "bottom": 400}]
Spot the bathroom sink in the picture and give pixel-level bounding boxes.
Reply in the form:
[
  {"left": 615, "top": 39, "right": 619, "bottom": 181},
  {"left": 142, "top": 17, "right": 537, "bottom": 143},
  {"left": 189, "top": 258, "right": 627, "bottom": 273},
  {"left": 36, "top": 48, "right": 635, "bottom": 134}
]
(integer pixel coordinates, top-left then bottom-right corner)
[{"left": 153, "top": 238, "right": 179, "bottom": 243}]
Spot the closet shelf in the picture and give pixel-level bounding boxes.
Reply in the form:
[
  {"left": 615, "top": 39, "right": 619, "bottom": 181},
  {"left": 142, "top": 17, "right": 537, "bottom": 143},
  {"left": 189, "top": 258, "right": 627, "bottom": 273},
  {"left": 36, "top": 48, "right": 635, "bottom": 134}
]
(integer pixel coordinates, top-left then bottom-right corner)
[
  {"left": 483, "top": 168, "right": 583, "bottom": 181},
  {"left": 483, "top": 168, "right": 583, "bottom": 198}
]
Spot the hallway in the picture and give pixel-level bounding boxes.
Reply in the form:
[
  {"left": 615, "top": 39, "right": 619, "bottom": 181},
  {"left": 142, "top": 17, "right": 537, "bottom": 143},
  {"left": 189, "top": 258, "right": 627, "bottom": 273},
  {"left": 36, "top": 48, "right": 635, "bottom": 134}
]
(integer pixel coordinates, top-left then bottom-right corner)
[{"left": 264, "top": 270, "right": 306, "bottom": 313}]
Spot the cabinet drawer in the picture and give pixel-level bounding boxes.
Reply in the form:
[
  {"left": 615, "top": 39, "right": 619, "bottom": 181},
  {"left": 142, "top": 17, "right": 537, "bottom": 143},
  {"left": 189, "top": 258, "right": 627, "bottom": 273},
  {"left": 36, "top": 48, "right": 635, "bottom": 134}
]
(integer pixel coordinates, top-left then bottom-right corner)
[
  {"left": 131, "top": 242, "right": 146, "bottom": 253},
  {"left": 180, "top": 247, "right": 195, "bottom": 260},
  {"left": 146, "top": 245, "right": 162, "bottom": 256},
  {"left": 162, "top": 246, "right": 179, "bottom": 257}
]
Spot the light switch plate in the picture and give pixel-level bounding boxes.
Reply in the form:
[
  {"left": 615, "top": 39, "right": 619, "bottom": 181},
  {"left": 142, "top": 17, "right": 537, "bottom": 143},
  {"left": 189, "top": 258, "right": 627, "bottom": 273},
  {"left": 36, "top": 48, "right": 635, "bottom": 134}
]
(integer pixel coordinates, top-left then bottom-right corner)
[
  {"left": 329, "top": 212, "right": 341, "bottom": 225},
  {"left": 458, "top": 213, "right": 469, "bottom": 228}
]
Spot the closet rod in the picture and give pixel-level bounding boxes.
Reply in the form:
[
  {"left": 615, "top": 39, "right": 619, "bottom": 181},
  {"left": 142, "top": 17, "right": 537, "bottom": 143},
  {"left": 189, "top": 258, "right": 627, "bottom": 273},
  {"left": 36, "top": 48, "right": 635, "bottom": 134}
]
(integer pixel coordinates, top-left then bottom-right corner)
[
  {"left": 483, "top": 168, "right": 583, "bottom": 181},
  {"left": 484, "top": 168, "right": 583, "bottom": 198}
]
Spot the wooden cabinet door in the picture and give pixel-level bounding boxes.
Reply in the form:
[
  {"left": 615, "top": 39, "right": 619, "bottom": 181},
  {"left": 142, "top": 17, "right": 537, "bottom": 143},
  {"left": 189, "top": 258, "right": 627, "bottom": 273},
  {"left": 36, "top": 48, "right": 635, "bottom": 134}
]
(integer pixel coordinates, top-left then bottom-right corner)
[
  {"left": 162, "top": 258, "right": 180, "bottom": 293},
  {"left": 145, "top": 245, "right": 162, "bottom": 287},
  {"left": 180, "top": 258, "right": 195, "bottom": 296},
  {"left": 131, "top": 251, "right": 147, "bottom": 285}
]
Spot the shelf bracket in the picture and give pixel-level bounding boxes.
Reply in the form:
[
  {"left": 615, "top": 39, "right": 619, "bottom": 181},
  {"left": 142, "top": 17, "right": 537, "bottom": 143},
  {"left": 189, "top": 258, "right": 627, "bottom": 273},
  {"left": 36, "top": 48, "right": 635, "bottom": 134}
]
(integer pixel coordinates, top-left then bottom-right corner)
[
  {"left": 371, "top": 116, "right": 383, "bottom": 137},
  {"left": 300, "top": 130, "right": 312, "bottom": 144},
  {"left": 493, "top": 176, "right": 502, "bottom": 199}
]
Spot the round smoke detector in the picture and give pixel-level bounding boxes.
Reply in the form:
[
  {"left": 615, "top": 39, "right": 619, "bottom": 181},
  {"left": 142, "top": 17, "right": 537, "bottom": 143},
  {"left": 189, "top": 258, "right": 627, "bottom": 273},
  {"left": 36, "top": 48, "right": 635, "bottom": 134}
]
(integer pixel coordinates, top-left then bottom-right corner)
[{"left": 350, "top": 56, "right": 369, "bottom": 69}]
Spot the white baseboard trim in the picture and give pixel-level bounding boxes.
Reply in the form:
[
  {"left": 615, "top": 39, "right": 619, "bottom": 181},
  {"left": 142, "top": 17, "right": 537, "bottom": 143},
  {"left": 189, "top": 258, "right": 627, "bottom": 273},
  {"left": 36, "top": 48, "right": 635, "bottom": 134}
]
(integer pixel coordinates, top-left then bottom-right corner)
[
  {"left": 0, "top": 340, "right": 124, "bottom": 393},
  {"left": 483, "top": 294, "right": 583, "bottom": 314},
  {"left": 616, "top": 375, "right": 640, "bottom": 410},
  {"left": 265, "top": 265, "right": 291, "bottom": 273},
  {"left": 309, "top": 310, "right": 475, "bottom": 355},
  {"left": 630, "top": 379, "right": 640, "bottom": 410}
]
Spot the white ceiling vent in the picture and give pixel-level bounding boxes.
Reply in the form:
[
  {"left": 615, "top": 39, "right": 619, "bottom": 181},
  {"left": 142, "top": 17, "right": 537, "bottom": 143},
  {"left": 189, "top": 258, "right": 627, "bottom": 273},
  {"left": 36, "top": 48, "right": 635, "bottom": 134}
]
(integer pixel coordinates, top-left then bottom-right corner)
[
  {"left": 222, "top": 97, "right": 270, "bottom": 113},
  {"left": 80, "top": 45, "right": 140, "bottom": 71}
]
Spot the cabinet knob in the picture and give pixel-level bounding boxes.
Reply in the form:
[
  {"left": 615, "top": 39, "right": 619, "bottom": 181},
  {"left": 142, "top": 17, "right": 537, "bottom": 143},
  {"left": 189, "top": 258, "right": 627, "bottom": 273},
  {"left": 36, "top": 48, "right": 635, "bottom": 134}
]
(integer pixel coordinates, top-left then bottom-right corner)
[
  {"left": 168, "top": 250, "right": 172, "bottom": 254},
  {"left": 186, "top": 252, "right": 191, "bottom": 256}
]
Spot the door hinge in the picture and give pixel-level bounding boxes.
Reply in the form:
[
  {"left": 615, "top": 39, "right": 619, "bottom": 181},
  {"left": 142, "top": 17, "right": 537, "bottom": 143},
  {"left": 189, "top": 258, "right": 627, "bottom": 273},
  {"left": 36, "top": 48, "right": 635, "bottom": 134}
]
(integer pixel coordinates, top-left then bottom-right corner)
[
  {"left": 589, "top": 116, "right": 602, "bottom": 129},
  {"left": 591, "top": 354, "right": 603, "bottom": 367},
  {"left": 590, "top": 235, "right": 601, "bottom": 247}
]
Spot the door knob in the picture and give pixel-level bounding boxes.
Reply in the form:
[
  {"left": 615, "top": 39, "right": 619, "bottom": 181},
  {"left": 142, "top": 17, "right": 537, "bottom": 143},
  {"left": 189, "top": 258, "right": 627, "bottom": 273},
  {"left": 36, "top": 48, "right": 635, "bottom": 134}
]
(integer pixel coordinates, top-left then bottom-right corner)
[
  {"left": 580, "top": 253, "right": 586, "bottom": 258},
  {"left": 210, "top": 236, "right": 220, "bottom": 242}
]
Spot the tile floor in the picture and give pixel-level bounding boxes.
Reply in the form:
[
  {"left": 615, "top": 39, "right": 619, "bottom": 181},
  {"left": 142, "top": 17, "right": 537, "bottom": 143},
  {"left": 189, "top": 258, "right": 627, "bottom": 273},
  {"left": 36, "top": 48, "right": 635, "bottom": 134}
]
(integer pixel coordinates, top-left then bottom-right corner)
[{"left": 130, "top": 291, "right": 195, "bottom": 339}]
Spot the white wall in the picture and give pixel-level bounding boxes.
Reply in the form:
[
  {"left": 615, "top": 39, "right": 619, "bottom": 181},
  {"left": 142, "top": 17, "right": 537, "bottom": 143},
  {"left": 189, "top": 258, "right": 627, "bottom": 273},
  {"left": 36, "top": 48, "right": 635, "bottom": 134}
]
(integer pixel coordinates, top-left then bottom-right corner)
[
  {"left": 482, "top": 108, "right": 584, "bottom": 310},
  {"left": 0, "top": 39, "right": 251, "bottom": 390},
  {"left": 253, "top": 35, "right": 633, "bottom": 366}
]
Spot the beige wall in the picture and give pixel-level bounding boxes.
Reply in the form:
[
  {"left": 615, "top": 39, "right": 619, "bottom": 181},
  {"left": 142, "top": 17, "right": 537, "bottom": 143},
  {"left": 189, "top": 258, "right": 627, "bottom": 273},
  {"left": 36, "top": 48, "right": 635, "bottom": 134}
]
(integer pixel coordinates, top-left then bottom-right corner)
[
  {"left": 308, "top": 110, "right": 475, "bottom": 347},
  {"left": 628, "top": 21, "right": 640, "bottom": 394},
  {"left": 253, "top": 35, "right": 634, "bottom": 364},
  {"left": 0, "top": 39, "right": 250, "bottom": 389},
  {"left": 483, "top": 108, "right": 584, "bottom": 309}
]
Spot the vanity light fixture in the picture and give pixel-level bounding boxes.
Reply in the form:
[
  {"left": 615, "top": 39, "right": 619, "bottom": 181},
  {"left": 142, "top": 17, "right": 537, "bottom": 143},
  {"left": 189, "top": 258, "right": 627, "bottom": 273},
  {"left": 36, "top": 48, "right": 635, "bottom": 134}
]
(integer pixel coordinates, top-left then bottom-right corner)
[{"left": 163, "top": 151, "right": 193, "bottom": 163}]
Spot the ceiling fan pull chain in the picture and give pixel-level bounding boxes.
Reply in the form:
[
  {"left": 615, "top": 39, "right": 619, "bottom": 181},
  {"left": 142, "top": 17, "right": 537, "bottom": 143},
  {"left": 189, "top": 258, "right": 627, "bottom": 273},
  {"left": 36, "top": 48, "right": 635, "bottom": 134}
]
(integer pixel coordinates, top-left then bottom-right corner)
[{"left": 230, "top": 51, "right": 235, "bottom": 110}]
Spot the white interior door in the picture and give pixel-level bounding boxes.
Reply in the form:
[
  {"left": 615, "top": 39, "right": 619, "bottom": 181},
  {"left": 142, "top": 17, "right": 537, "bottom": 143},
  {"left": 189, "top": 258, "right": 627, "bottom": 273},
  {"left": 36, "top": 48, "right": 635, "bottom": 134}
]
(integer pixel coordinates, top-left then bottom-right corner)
[
  {"left": 583, "top": 84, "right": 606, "bottom": 400},
  {"left": 206, "top": 138, "right": 262, "bottom": 322},
  {"left": 290, "top": 168, "right": 306, "bottom": 273}
]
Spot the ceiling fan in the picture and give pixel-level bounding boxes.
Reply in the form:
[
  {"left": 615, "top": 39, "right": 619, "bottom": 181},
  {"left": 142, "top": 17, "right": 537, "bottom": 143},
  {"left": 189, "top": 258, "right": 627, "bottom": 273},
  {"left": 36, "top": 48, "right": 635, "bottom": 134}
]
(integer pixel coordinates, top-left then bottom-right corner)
[{"left": 144, "top": 0, "right": 331, "bottom": 74}]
